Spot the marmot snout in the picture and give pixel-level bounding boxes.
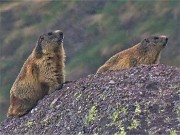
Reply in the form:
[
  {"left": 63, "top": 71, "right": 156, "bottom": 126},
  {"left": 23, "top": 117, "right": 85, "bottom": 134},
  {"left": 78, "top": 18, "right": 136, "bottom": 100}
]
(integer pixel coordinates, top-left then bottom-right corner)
[{"left": 140, "top": 35, "right": 168, "bottom": 50}]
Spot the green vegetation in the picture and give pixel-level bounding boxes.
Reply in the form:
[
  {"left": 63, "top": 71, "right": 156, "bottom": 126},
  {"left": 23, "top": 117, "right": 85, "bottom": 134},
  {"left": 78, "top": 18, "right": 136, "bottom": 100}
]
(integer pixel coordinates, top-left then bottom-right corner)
[
  {"left": 27, "top": 121, "right": 33, "bottom": 128},
  {"left": 84, "top": 105, "right": 97, "bottom": 126},
  {"left": 135, "top": 102, "right": 141, "bottom": 114},
  {"left": 112, "top": 111, "right": 119, "bottom": 122},
  {"left": 169, "top": 129, "right": 178, "bottom": 135},
  {"left": 74, "top": 92, "right": 82, "bottom": 101},
  {"left": 127, "top": 119, "right": 139, "bottom": 130},
  {"left": 114, "top": 128, "right": 126, "bottom": 135},
  {"left": 0, "top": 1, "right": 180, "bottom": 121}
]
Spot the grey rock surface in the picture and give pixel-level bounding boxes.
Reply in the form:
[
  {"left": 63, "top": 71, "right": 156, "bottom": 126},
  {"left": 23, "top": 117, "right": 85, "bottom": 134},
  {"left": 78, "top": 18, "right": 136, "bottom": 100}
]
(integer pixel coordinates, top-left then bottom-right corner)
[{"left": 0, "top": 64, "right": 180, "bottom": 135}]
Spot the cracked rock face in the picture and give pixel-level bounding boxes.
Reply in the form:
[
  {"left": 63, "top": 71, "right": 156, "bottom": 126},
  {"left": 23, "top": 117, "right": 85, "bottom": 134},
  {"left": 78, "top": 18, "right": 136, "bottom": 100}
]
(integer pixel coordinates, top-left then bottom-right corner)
[{"left": 0, "top": 64, "right": 180, "bottom": 135}]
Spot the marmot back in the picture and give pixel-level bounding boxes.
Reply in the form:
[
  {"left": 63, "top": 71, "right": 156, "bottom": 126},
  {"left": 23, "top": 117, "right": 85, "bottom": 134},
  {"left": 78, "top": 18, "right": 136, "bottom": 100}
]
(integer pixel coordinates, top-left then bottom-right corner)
[
  {"left": 7, "top": 30, "right": 65, "bottom": 117},
  {"left": 97, "top": 35, "right": 168, "bottom": 73}
]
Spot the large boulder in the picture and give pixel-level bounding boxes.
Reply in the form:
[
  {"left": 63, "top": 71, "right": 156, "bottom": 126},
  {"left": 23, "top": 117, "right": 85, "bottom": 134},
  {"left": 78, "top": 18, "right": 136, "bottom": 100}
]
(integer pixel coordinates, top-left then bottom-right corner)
[{"left": 0, "top": 64, "right": 179, "bottom": 135}]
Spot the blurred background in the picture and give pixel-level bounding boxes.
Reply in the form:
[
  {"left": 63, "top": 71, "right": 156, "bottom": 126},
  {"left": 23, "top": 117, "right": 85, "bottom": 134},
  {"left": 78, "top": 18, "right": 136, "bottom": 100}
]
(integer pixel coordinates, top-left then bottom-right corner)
[{"left": 0, "top": 0, "right": 179, "bottom": 121}]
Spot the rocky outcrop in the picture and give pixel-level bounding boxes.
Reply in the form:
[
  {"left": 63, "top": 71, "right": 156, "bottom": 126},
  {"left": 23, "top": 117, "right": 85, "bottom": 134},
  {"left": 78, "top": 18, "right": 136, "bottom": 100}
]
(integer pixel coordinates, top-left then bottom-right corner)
[{"left": 0, "top": 64, "right": 179, "bottom": 135}]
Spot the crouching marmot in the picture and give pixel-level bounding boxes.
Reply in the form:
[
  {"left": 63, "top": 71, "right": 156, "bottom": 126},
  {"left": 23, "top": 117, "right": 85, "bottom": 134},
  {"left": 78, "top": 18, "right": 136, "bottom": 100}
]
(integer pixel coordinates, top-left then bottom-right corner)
[
  {"left": 7, "top": 30, "right": 65, "bottom": 117},
  {"left": 97, "top": 35, "right": 168, "bottom": 73}
]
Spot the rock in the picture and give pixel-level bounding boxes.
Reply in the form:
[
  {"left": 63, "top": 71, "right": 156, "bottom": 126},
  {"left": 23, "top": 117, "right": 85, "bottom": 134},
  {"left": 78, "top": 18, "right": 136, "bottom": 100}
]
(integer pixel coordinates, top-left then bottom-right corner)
[{"left": 0, "top": 64, "right": 179, "bottom": 135}]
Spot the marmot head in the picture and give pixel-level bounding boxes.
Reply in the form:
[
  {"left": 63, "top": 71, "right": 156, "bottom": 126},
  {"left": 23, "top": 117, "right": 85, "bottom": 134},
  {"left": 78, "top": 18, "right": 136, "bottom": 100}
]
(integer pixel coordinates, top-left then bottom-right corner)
[
  {"left": 140, "top": 35, "right": 168, "bottom": 52},
  {"left": 34, "top": 30, "right": 64, "bottom": 58}
]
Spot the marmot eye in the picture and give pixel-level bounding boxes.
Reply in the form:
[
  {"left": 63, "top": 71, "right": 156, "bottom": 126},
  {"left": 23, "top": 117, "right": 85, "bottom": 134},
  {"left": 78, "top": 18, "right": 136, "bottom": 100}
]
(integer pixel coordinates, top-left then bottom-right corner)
[
  {"left": 59, "top": 32, "right": 63, "bottom": 36},
  {"left": 59, "top": 32, "right": 63, "bottom": 38},
  {"left": 47, "top": 32, "right": 53, "bottom": 36},
  {"left": 154, "top": 37, "right": 159, "bottom": 40}
]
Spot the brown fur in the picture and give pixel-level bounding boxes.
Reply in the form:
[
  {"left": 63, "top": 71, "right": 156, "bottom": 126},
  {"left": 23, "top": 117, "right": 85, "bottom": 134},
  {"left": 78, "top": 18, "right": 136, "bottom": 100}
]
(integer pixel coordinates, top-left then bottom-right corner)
[
  {"left": 97, "top": 35, "right": 168, "bottom": 73},
  {"left": 7, "top": 30, "right": 65, "bottom": 117}
]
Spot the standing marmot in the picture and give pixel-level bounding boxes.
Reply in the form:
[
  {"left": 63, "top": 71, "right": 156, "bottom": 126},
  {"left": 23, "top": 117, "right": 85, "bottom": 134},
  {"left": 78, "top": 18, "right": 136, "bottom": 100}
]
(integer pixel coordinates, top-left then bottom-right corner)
[
  {"left": 7, "top": 30, "right": 65, "bottom": 117},
  {"left": 97, "top": 35, "right": 168, "bottom": 73}
]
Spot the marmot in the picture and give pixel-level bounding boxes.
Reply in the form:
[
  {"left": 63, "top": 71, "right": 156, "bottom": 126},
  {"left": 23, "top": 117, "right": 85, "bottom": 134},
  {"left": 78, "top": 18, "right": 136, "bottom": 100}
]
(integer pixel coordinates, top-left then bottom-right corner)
[
  {"left": 97, "top": 35, "right": 168, "bottom": 73},
  {"left": 7, "top": 30, "right": 65, "bottom": 117}
]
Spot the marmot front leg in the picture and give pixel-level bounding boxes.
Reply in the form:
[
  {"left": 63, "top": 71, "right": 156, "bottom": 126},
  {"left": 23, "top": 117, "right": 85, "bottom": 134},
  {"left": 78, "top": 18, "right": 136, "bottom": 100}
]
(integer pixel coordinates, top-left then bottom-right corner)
[
  {"left": 48, "top": 84, "right": 63, "bottom": 94},
  {"left": 45, "top": 73, "right": 64, "bottom": 94}
]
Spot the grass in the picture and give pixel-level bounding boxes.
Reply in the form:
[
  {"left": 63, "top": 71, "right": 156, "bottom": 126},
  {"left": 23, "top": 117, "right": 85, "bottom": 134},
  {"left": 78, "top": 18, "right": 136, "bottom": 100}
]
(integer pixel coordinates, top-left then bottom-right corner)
[
  {"left": 67, "top": 30, "right": 128, "bottom": 72},
  {"left": 103, "top": 1, "right": 125, "bottom": 14},
  {"left": 84, "top": 105, "right": 97, "bottom": 126}
]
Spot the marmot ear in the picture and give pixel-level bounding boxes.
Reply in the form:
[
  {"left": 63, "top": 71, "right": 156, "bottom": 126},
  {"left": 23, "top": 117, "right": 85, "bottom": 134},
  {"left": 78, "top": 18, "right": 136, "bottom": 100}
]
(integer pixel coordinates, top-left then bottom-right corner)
[
  {"left": 141, "top": 38, "right": 150, "bottom": 46},
  {"left": 139, "top": 38, "right": 149, "bottom": 54},
  {"left": 34, "top": 40, "right": 43, "bottom": 59}
]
